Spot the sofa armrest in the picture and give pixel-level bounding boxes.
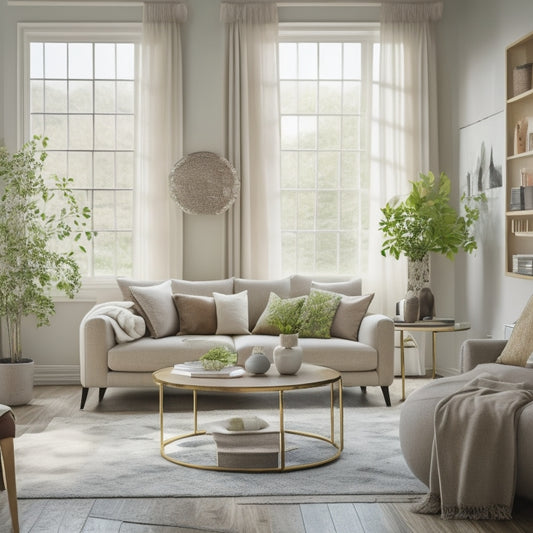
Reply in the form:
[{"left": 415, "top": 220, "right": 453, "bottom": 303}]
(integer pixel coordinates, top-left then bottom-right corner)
[
  {"left": 460, "top": 338, "right": 508, "bottom": 373},
  {"left": 358, "top": 313, "right": 394, "bottom": 385},
  {"left": 79, "top": 304, "right": 122, "bottom": 387}
]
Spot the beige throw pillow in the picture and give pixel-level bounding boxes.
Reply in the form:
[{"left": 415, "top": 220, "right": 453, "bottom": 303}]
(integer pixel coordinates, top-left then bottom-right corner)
[
  {"left": 214, "top": 290, "right": 250, "bottom": 335},
  {"left": 129, "top": 280, "right": 178, "bottom": 338},
  {"left": 330, "top": 293, "right": 374, "bottom": 341},
  {"left": 497, "top": 295, "right": 533, "bottom": 366},
  {"left": 172, "top": 294, "right": 217, "bottom": 335}
]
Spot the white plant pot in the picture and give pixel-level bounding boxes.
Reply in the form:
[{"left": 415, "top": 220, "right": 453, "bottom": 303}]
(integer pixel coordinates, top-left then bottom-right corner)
[
  {"left": 273, "top": 334, "right": 303, "bottom": 375},
  {"left": 0, "top": 358, "right": 34, "bottom": 406}
]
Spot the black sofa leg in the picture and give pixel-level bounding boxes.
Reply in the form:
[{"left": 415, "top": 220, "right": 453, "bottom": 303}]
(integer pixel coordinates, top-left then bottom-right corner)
[
  {"left": 381, "top": 386, "right": 391, "bottom": 407},
  {"left": 99, "top": 388, "right": 107, "bottom": 403},
  {"left": 80, "top": 387, "right": 89, "bottom": 410},
  {"left": 360, "top": 386, "right": 367, "bottom": 394}
]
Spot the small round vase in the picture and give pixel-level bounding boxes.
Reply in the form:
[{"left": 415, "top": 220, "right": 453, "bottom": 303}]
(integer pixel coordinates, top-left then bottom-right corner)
[
  {"left": 244, "top": 347, "right": 271, "bottom": 375},
  {"left": 273, "top": 335, "right": 303, "bottom": 375}
]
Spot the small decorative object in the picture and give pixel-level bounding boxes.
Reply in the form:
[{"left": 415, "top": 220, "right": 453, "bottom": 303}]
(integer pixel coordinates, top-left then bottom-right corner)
[
  {"left": 273, "top": 333, "right": 303, "bottom": 375},
  {"left": 244, "top": 346, "right": 270, "bottom": 375},
  {"left": 404, "top": 294, "right": 419, "bottom": 323},
  {"left": 513, "top": 63, "right": 532, "bottom": 96},
  {"left": 515, "top": 118, "right": 527, "bottom": 154},
  {"left": 169, "top": 151, "right": 240, "bottom": 215},
  {"left": 200, "top": 347, "right": 238, "bottom": 371},
  {"left": 418, "top": 288, "right": 435, "bottom": 319}
]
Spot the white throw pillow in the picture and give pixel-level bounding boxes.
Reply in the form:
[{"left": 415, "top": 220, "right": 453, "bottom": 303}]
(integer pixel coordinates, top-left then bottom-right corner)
[
  {"left": 129, "top": 280, "right": 178, "bottom": 338},
  {"left": 213, "top": 290, "right": 250, "bottom": 335}
]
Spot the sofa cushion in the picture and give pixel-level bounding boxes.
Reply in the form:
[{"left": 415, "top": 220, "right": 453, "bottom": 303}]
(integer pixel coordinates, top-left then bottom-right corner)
[
  {"left": 116, "top": 277, "right": 164, "bottom": 300},
  {"left": 497, "top": 295, "right": 533, "bottom": 367},
  {"left": 171, "top": 278, "right": 234, "bottom": 296},
  {"left": 108, "top": 335, "right": 236, "bottom": 372},
  {"left": 129, "top": 280, "right": 178, "bottom": 338},
  {"left": 214, "top": 291, "right": 250, "bottom": 335},
  {"left": 233, "top": 335, "right": 377, "bottom": 372},
  {"left": 331, "top": 293, "right": 374, "bottom": 341},
  {"left": 172, "top": 294, "right": 217, "bottom": 335},
  {"left": 299, "top": 289, "right": 342, "bottom": 339},
  {"left": 290, "top": 275, "right": 362, "bottom": 297},
  {"left": 234, "top": 278, "right": 291, "bottom": 330},
  {"left": 252, "top": 292, "right": 307, "bottom": 335}
]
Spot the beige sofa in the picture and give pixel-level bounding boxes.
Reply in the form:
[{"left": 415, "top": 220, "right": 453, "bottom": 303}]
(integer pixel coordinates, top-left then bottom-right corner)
[{"left": 79, "top": 275, "right": 394, "bottom": 409}]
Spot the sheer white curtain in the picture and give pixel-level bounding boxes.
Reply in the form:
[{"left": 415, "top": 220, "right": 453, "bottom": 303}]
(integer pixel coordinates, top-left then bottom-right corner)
[
  {"left": 135, "top": 2, "right": 187, "bottom": 280},
  {"left": 368, "top": 1, "right": 442, "bottom": 315},
  {"left": 221, "top": 1, "right": 281, "bottom": 279}
]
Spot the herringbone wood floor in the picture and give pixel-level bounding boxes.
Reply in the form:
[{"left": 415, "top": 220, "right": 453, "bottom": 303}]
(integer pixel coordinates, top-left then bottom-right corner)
[{"left": 1, "top": 377, "right": 533, "bottom": 533}]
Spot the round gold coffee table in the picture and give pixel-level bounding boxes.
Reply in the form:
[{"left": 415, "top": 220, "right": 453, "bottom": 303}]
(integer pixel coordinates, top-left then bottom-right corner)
[{"left": 152, "top": 363, "right": 343, "bottom": 472}]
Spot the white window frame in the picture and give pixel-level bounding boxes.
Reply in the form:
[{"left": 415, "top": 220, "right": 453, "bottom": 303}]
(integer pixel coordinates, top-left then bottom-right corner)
[
  {"left": 18, "top": 22, "right": 142, "bottom": 293},
  {"left": 278, "top": 22, "right": 379, "bottom": 277}
]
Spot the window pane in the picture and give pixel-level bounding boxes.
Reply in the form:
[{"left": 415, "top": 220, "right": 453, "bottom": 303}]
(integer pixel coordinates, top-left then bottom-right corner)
[
  {"left": 281, "top": 151, "right": 298, "bottom": 189},
  {"left": 318, "top": 151, "right": 339, "bottom": 188},
  {"left": 116, "top": 152, "right": 134, "bottom": 188},
  {"left": 299, "top": 116, "right": 317, "bottom": 149},
  {"left": 44, "top": 151, "right": 67, "bottom": 179},
  {"left": 93, "top": 191, "right": 116, "bottom": 230},
  {"left": 30, "top": 43, "right": 43, "bottom": 78},
  {"left": 343, "top": 81, "right": 360, "bottom": 114},
  {"left": 279, "top": 43, "right": 297, "bottom": 79},
  {"left": 343, "top": 43, "right": 361, "bottom": 79},
  {"left": 94, "top": 152, "right": 115, "bottom": 188},
  {"left": 95, "top": 81, "right": 116, "bottom": 113},
  {"left": 281, "top": 116, "right": 298, "bottom": 150},
  {"left": 317, "top": 191, "right": 338, "bottom": 230},
  {"left": 45, "top": 43, "right": 67, "bottom": 78},
  {"left": 116, "top": 232, "right": 133, "bottom": 273},
  {"left": 95, "top": 43, "right": 115, "bottom": 79},
  {"left": 319, "top": 43, "right": 342, "bottom": 79},
  {"left": 116, "top": 43, "right": 134, "bottom": 79},
  {"left": 116, "top": 191, "right": 132, "bottom": 230},
  {"left": 94, "top": 115, "right": 116, "bottom": 150},
  {"left": 31, "top": 80, "right": 44, "bottom": 112},
  {"left": 69, "top": 81, "right": 93, "bottom": 113},
  {"left": 68, "top": 152, "right": 93, "bottom": 188},
  {"left": 318, "top": 116, "right": 340, "bottom": 150},
  {"left": 44, "top": 115, "right": 68, "bottom": 150},
  {"left": 298, "top": 43, "right": 317, "bottom": 79},
  {"left": 44, "top": 80, "right": 67, "bottom": 112},
  {"left": 318, "top": 81, "right": 342, "bottom": 114},
  {"left": 116, "top": 81, "right": 134, "bottom": 113},
  {"left": 69, "top": 115, "right": 93, "bottom": 150},
  {"left": 298, "top": 191, "right": 315, "bottom": 230},
  {"left": 69, "top": 43, "right": 93, "bottom": 79},
  {"left": 299, "top": 152, "right": 316, "bottom": 188},
  {"left": 316, "top": 232, "right": 337, "bottom": 271},
  {"left": 116, "top": 115, "right": 134, "bottom": 150},
  {"left": 93, "top": 232, "right": 115, "bottom": 276},
  {"left": 280, "top": 81, "right": 297, "bottom": 114},
  {"left": 298, "top": 81, "right": 317, "bottom": 114},
  {"left": 342, "top": 116, "right": 360, "bottom": 150}
]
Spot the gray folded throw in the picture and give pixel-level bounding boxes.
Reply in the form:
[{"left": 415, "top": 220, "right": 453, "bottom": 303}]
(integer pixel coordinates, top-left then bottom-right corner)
[{"left": 412, "top": 373, "right": 533, "bottom": 520}]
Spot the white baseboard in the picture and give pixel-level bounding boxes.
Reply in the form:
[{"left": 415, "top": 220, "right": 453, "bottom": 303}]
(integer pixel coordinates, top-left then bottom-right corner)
[{"left": 34, "top": 365, "right": 80, "bottom": 385}]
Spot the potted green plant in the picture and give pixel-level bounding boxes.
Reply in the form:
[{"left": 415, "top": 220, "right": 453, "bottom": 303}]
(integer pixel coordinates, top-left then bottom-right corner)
[
  {"left": 0, "top": 136, "right": 93, "bottom": 405},
  {"left": 379, "top": 171, "right": 486, "bottom": 292}
]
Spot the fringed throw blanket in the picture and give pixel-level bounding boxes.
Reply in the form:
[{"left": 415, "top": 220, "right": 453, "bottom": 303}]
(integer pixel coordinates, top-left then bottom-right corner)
[{"left": 412, "top": 374, "right": 533, "bottom": 520}]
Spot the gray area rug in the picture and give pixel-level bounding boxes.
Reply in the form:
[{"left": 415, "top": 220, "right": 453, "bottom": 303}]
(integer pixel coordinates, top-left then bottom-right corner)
[{"left": 15, "top": 393, "right": 426, "bottom": 499}]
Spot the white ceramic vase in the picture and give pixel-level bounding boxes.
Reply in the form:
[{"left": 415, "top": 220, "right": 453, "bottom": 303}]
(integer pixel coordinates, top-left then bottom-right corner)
[{"left": 273, "top": 334, "right": 303, "bottom": 375}]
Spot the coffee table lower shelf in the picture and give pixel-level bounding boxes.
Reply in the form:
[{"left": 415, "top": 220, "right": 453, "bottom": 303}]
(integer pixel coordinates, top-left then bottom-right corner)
[{"left": 153, "top": 364, "right": 344, "bottom": 473}]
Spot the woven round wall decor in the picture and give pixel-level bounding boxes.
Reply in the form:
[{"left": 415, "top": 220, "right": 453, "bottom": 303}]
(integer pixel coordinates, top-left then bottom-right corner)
[{"left": 169, "top": 151, "right": 240, "bottom": 215}]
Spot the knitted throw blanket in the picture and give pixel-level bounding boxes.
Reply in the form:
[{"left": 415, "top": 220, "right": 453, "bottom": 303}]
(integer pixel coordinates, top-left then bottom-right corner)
[{"left": 412, "top": 374, "right": 533, "bottom": 520}]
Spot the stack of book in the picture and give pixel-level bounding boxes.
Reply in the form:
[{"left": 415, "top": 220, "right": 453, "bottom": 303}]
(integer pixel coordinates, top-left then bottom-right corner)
[
  {"left": 513, "top": 254, "right": 533, "bottom": 275},
  {"left": 205, "top": 419, "right": 280, "bottom": 469},
  {"left": 172, "top": 361, "right": 245, "bottom": 378}
]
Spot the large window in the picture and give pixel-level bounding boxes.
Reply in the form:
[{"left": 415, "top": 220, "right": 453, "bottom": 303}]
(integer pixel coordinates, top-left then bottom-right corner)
[
  {"left": 279, "top": 25, "right": 379, "bottom": 276},
  {"left": 20, "top": 24, "right": 141, "bottom": 278}
]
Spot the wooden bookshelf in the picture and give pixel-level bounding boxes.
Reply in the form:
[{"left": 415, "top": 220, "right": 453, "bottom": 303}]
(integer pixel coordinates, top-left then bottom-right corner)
[{"left": 505, "top": 30, "right": 533, "bottom": 278}]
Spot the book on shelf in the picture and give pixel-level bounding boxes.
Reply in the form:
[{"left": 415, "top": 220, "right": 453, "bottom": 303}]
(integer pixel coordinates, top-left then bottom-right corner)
[
  {"left": 394, "top": 317, "right": 455, "bottom": 326},
  {"left": 172, "top": 361, "right": 245, "bottom": 378}
]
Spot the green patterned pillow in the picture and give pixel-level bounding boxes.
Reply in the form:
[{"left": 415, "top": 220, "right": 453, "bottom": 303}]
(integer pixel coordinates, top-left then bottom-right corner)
[{"left": 298, "top": 289, "right": 342, "bottom": 339}]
